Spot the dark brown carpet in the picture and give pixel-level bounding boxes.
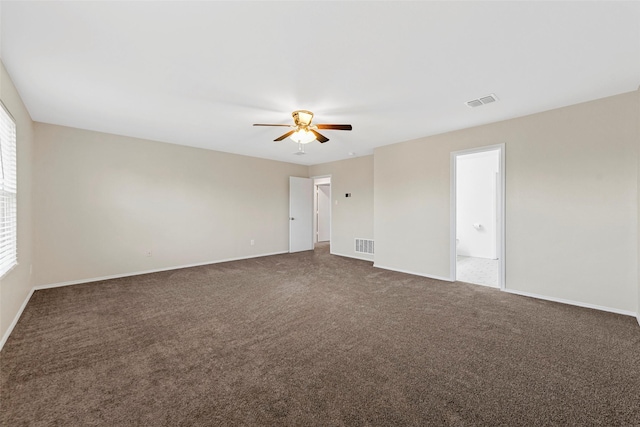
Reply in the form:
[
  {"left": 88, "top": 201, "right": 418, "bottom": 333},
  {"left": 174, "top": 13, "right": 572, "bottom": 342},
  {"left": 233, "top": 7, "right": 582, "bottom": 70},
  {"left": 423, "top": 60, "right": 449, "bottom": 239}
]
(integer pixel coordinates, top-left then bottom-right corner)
[{"left": 2, "top": 243, "right": 639, "bottom": 426}]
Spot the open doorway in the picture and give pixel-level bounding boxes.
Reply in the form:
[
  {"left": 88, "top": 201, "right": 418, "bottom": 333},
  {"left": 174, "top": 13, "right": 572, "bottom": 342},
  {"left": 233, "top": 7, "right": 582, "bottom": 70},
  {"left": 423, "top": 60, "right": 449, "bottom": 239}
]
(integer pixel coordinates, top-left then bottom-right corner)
[
  {"left": 313, "top": 176, "right": 331, "bottom": 251},
  {"left": 451, "top": 145, "right": 505, "bottom": 289}
]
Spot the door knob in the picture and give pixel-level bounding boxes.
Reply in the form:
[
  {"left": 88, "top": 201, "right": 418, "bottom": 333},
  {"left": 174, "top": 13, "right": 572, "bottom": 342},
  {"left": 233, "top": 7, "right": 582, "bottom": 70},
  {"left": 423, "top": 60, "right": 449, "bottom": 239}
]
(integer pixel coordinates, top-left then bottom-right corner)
[{"left": 290, "top": 217, "right": 295, "bottom": 220}]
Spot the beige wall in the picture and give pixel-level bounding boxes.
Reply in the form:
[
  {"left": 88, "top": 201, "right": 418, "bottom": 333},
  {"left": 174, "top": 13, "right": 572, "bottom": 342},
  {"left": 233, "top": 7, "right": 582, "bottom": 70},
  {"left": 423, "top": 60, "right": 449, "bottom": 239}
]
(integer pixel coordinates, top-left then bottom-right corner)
[
  {"left": 309, "top": 156, "right": 374, "bottom": 261},
  {"left": 1, "top": 69, "right": 638, "bottom": 346},
  {"left": 0, "top": 62, "right": 34, "bottom": 343},
  {"left": 33, "top": 123, "right": 307, "bottom": 286},
  {"left": 375, "top": 92, "right": 638, "bottom": 314}
]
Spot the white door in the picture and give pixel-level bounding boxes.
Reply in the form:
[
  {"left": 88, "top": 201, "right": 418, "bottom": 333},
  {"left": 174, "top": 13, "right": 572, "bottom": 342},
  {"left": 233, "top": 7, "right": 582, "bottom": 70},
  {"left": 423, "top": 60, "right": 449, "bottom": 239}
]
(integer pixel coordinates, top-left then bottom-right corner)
[
  {"left": 317, "top": 184, "right": 331, "bottom": 242},
  {"left": 289, "top": 176, "right": 314, "bottom": 252}
]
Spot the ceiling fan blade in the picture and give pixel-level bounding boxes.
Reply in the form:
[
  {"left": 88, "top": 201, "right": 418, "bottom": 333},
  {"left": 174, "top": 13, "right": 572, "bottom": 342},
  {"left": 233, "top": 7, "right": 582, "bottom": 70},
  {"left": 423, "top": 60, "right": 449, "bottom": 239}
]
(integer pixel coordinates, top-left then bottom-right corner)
[
  {"left": 253, "top": 124, "right": 292, "bottom": 127},
  {"left": 316, "top": 124, "right": 353, "bottom": 131},
  {"left": 310, "top": 129, "right": 329, "bottom": 143},
  {"left": 274, "top": 130, "right": 296, "bottom": 141}
]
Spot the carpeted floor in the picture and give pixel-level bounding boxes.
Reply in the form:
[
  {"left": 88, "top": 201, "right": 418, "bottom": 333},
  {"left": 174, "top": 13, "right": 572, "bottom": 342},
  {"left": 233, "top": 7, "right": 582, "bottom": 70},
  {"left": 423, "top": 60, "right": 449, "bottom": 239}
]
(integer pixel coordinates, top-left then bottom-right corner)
[{"left": 2, "top": 243, "right": 639, "bottom": 426}]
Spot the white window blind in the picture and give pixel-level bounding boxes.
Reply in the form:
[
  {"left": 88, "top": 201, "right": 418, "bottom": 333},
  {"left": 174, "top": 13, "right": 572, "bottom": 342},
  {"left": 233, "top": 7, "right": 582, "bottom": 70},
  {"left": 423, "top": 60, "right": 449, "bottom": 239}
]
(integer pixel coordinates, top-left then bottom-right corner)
[{"left": 0, "top": 102, "right": 17, "bottom": 278}]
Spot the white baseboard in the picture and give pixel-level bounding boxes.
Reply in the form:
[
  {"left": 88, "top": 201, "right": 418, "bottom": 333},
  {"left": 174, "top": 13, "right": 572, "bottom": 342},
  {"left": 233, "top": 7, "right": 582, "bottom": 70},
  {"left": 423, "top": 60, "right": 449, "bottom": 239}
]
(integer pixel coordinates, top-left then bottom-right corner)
[
  {"left": 0, "top": 287, "right": 34, "bottom": 352},
  {"left": 371, "top": 266, "right": 638, "bottom": 321},
  {"left": 373, "top": 264, "right": 453, "bottom": 282},
  {"left": 5, "top": 252, "right": 638, "bottom": 353},
  {"left": 34, "top": 251, "right": 289, "bottom": 291},
  {"left": 330, "top": 251, "right": 374, "bottom": 263},
  {"left": 504, "top": 288, "right": 637, "bottom": 318}
]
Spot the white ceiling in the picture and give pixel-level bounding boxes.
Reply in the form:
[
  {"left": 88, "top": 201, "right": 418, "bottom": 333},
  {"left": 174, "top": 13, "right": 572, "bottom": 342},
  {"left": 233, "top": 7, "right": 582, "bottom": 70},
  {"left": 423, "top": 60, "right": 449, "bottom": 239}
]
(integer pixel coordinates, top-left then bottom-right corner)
[{"left": 1, "top": 1, "right": 639, "bottom": 166}]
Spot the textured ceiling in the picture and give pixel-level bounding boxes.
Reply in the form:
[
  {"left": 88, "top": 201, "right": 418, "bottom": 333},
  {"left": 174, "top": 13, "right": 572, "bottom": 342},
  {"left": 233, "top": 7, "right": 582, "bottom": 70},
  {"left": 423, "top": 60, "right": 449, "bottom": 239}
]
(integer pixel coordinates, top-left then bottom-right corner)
[{"left": 1, "top": 1, "right": 639, "bottom": 165}]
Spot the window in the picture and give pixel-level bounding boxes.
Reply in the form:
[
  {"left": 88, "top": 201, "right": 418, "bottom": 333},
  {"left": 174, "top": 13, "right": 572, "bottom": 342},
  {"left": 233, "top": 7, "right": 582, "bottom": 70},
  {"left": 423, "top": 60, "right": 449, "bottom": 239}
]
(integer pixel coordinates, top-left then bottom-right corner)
[{"left": 0, "top": 102, "right": 17, "bottom": 278}]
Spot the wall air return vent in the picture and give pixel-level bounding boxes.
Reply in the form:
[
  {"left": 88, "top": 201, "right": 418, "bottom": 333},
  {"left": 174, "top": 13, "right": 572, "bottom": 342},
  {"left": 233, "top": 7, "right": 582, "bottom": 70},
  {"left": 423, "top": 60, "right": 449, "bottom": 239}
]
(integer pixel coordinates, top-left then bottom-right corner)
[
  {"left": 355, "top": 238, "right": 374, "bottom": 255},
  {"left": 466, "top": 94, "right": 499, "bottom": 108}
]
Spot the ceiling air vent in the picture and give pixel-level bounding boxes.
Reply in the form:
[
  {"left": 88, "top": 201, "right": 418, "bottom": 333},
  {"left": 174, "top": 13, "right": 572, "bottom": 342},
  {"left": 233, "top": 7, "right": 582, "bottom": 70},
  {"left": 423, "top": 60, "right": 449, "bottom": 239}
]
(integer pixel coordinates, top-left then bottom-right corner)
[{"left": 466, "top": 94, "right": 499, "bottom": 108}]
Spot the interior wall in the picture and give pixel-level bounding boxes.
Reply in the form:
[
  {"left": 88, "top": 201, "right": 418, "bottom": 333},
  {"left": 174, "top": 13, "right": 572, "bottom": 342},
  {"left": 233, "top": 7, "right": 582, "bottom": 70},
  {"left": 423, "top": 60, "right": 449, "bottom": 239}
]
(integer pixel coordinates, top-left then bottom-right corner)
[
  {"left": 375, "top": 91, "right": 638, "bottom": 314},
  {"left": 456, "top": 150, "right": 499, "bottom": 259},
  {"left": 637, "top": 86, "right": 640, "bottom": 323},
  {"left": 32, "top": 123, "right": 308, "bottom": 286},
  {"left": 0, "top": 61, "right": 34, "bottom": 344},
  {"left": 309, "top": 156, "right": 374, "bottom": 261}
]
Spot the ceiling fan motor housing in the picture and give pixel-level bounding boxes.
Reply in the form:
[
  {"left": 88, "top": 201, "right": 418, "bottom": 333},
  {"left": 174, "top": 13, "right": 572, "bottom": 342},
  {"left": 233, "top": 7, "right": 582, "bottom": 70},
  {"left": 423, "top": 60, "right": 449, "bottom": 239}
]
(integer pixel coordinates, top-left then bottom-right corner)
[
  {"left": 253, "top": 110, "right": 351, "bottom": 144},
  {"left": 292, "top": 110, "right": 314, "bottom": 127}
]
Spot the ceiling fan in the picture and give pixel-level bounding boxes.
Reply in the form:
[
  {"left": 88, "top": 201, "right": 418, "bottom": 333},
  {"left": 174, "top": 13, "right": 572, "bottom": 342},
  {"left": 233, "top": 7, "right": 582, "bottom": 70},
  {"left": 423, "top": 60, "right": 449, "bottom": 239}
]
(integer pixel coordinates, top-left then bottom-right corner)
[{"left": 253, "top": 110, "right": 352, "bottom": 144}]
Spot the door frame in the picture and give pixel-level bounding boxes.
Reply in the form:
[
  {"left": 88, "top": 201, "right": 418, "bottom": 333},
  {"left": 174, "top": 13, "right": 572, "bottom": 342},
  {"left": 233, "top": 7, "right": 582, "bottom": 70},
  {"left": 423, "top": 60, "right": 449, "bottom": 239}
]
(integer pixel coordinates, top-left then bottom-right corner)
[
  {"left": 311, "top": 175, "right": 332, "bottom": 245},
  {"left": 315, "top": 184, "right": 331, "bottom": 243},
  {"left": 450, "top": 144, "right": 505, "bottom": 290}
]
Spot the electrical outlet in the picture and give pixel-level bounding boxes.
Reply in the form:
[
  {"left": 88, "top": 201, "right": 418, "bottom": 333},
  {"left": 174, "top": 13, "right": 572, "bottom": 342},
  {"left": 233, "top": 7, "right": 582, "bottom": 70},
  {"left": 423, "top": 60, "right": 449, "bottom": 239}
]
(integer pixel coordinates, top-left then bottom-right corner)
[
  {"left": 250, "top": 240, "right": 255, "bottom": 246},
  {"left": 146, "top": 250, "right": 152, "bottom": 257}
]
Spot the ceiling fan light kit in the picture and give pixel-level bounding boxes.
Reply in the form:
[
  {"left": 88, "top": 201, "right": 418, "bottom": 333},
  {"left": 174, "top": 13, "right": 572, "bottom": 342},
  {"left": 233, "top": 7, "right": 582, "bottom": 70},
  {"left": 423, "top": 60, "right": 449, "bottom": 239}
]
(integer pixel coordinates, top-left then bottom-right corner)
[
  {"left": 290, "top": 129, "right": 316, "bottom": 144},
  {"left": 253, "top": 110, "right": 352, "bottom": 145}
]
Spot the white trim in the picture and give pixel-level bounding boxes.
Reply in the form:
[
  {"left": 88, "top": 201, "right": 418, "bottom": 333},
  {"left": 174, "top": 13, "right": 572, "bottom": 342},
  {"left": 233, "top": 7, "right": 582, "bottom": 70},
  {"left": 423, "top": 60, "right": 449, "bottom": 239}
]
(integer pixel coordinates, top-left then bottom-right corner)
[
  {"left": 0, "top": 262, "right": 19, "bottom": 281},
  {"left": 311, "top": 174, "right": 332, "bottom": 246},
  {"left": 330, "top": 251, "right": 373, "bottom": 263},
  {"left": 311, "top": 174, "right": 332, "bottom": 183},
  {"left": 0, "top": 287, "right": 34, "bottom": 352},
  {"left": 449, "top": 154, "right": 457, "bottom": 281},
  {"left": 504, "top": 288, "right": 637, "bottom": 318},
  {"left": 34, "top": 251, "right": 288, "bottom": 291},
  {"left": 3, "top": 251, "right": 638, "bottom": 353},
  {"left": 637, "top": 313, "right": 640, "bottom": 326},
  {"left": 373, "top": 264, "right": 453, "bottom": 282},
  {"left": 450, "top": 143, "right": 506, "bottom": 290}
]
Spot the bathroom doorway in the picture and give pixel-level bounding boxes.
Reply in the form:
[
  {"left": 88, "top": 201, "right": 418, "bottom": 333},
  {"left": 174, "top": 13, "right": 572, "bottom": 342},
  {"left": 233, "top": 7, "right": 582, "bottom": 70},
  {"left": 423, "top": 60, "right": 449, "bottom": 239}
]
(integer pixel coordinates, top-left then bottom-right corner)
[
  {"left": 313, "top": 176, "right": 331, "bottom": 249},
  {"left": 451, "top": 145, "right": 505, "bottom": 289}
]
